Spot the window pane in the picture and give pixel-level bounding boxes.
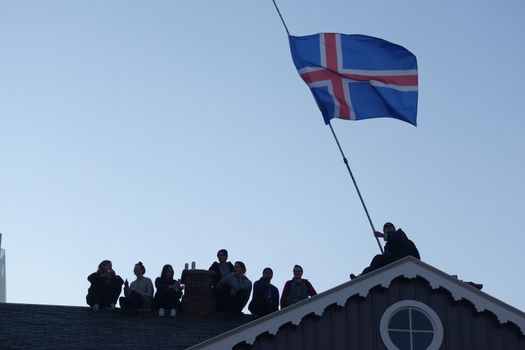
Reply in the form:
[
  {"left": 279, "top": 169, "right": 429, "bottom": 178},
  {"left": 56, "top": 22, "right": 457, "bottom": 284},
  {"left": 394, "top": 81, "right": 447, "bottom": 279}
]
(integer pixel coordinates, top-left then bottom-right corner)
[
  {"left": 389, "top": 331, "right": 411, "bottom": 350},
  {"left": 389, "top": 309, "right": 410, "bottom": 329},
  {"left": 411, "top": 309, "right": 433, "bottom": 331},
  {"left": 412, "top": 332, "right": 434, "bottom": 349}
]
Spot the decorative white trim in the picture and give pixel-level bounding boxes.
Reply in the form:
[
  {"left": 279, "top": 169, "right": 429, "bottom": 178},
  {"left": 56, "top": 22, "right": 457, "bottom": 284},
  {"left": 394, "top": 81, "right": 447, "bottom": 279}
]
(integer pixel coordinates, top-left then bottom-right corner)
[
  {"left": 187, "top": 257, "right": 525, "bottom": 350},
  {"left": 380, "top": 300, "right": 443, "bottom": 350}
]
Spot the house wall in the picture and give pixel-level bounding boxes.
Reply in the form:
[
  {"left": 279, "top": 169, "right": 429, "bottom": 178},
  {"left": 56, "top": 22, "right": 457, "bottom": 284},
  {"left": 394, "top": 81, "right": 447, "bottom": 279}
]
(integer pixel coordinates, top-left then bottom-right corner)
[
  {"left": 0, "top": 251, "right": 5, "bottom": 302},
  {"left": 0, "top": 233, "right": 5, "bottom": 302},
  {"left": 233, "top": 277, "right": 525, "bottom": 350}
]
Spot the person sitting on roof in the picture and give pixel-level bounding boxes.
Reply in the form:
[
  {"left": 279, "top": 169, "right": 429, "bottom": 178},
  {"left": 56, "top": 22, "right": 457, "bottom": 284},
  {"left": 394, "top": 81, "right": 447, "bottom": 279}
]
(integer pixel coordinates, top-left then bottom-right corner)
[
  {"left": 119, "top": 261, "right": 154, "bottom": 315},
  {"left": 280, "top": 265, "right": 317, "bottom": 309},
  {"left": 248, "top": 267, "right": 280, "bottom": 318},
  {"left": 86, "top": 260, "right": 124, "bottom": 312},
  {"left": 209, "top": 249, "right": 234, "bottom": 312},
  {"left": 215, "top": 261, "right": 252, "bottom": 316},
  {"left": 351, "top": 222, "right": 420, "bottom": 279},
  {"left": 154, "top": 264, "right": 183, "bottom": 318}
]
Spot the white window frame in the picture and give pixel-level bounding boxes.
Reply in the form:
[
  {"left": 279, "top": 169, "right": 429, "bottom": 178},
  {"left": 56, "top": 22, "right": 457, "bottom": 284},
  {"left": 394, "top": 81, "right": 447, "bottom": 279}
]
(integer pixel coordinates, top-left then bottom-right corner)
[{"left": 380, "top": 300, "right": 443, "bottom": 350}]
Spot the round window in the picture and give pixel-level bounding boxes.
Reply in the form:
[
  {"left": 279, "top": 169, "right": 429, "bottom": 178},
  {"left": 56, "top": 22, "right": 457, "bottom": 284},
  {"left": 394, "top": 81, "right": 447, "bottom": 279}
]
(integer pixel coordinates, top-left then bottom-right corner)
[{"left": 380, "top": 300, "right": 443, "bottom": 350}]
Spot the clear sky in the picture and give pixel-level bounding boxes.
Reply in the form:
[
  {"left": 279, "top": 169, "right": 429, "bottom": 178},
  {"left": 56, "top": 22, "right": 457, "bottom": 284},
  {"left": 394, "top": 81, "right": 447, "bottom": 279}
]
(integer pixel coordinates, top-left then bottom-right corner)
[{"left": 1, "top": 0, "right": 524, "bottom": 312}]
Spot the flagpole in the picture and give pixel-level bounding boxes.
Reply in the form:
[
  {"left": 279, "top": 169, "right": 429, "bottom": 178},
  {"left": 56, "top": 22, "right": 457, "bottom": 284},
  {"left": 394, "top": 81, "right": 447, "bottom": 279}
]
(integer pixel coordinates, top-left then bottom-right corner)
[
  {"left": 271, "top": 0, "right": 291, "bottom": 36},
  {"left": 270, "top": 0, "right": 384, "bottom": 254},
  {"left": 328, "top": 122, "right": 384, "bottom": 254}
]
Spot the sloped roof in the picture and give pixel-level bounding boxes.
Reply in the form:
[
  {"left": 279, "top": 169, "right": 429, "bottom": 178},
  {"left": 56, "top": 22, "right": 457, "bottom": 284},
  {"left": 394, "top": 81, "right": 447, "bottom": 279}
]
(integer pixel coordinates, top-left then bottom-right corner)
[
  {"left": 188, "top": 256, "right": 525, "bottom": 350},
  {"left": 0, "top": 303, "right": 250, "bottom": 349}
]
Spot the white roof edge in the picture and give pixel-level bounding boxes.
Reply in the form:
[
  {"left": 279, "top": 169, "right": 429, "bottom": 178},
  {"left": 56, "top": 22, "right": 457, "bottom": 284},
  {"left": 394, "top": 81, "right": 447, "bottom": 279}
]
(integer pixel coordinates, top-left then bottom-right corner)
[{"left": 188, "top": 257, "right": 525, "bottom": 350}]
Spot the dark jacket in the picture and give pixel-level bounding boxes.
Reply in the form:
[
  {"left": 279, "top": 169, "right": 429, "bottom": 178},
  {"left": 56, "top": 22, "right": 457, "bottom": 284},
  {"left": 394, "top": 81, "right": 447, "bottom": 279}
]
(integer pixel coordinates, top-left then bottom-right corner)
[
  {"left": 209, "top": 261, "right": 234, "bottom": 287},
  {"left": 384, "top": 229, "right": 420, "bottom": 260},
  {"left": 248, "top": 278, "right": 279, "bottom": 317},
  {"left": 86, "top": 271, "right": 124, "bottom": 307},
  {"left": 87, "top": 272, "right": 124, "bottom": 294},
  {"left": 154, "top": 278, "right": 182, "bottom": 298}
]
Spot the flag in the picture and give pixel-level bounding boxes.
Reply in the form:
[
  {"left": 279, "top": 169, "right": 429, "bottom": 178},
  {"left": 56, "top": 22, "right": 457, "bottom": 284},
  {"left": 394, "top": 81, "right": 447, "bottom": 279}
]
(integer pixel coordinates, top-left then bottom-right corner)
[{"left": 289, "top": 33, "right": 418, "bottom": 126}]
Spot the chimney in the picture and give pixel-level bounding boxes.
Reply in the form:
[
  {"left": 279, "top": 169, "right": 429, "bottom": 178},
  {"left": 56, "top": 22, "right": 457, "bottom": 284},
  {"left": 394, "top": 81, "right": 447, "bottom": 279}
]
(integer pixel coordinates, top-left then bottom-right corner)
[{"left": 180, "top": 267, "right": 216, "bottom": 316}]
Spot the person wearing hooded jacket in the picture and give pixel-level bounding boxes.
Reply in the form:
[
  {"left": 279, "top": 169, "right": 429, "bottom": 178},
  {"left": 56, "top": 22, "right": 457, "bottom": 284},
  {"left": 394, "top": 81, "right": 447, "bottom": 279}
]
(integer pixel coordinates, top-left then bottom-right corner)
[{"left": 351, "top": 222, "right": 420, "bottom": 279}]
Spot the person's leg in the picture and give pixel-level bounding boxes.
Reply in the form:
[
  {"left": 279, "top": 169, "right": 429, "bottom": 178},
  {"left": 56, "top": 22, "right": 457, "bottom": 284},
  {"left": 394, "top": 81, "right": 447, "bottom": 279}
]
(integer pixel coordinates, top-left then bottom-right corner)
[
  {"left": 154, "top": 292, "right": 162, "bottom": 315},
  {"left": 87, "top": 284, "right": 106, "bottom": 306},
  {"left": 155, "top": 291, "right": 170, "bottom": 309},
  {"left": 87, "top": 291, "right": 101, "bottom": 311},
  {"left": 86, "top": 293, "right": 95, "bottom": 307},
  {"left": 164, "top": 291, "right": 180, "bottom": 317},
  {"left": 222, "top": 292, "right": 237, "bottom": 315},
  {"left": 129, "top": 290, "right": 144, "bottom": 308},
  {"left": 362, "top": 254, "right": 391, "bottom": 275},
  {"left": 215, "top": 287, "right": 229, "bottom": 312},
  {"left": 162, "top": 290, "right": 180, "bottom": 309},
  {"left": 119, "top": 296, "right": 130, "bottom": 309},
  {"left": 99, "top": 287, "right": 115, "bottom": 307},
  {"left": 232, "top": 289, "right": 250, "bottom": 314},
  {"left": 110, "top": 281, "right": 123, "bottom": 306},
  {"left": 121, "top": 291, "right": 142, "bottom": 315}
]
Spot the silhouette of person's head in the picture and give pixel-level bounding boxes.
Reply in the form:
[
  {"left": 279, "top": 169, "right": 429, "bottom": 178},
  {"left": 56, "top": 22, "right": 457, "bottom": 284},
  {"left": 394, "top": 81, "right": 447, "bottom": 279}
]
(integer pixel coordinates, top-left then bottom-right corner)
[
  {"left": 234, "top": 261, "right": 246, "bottom": 275},
  {"left": 161, "top": 264, "right": 174, "bottom": 280},
  {"left": 293, "top": 265, "right": 303, "bottom": 280},
  {"left": 98, "top": 260, "right": 112, "bottom": 273},
  {"left": 383, "top": 222, "right": 396, "bottom": 234},
  {"left": 262, "top": 267, "right": 273, "bottom": 281},
  {"left": 134, "top": 261, "right": 145, "bottom": 277},
  {"left": 217, "top": 249, "right": 228, "bottom": 263}
]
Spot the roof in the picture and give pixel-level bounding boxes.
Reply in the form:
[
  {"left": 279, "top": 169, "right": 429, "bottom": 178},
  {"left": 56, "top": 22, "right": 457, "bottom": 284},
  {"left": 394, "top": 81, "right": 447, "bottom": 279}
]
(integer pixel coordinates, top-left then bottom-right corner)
[
  {"left": 188, "top": 256, "right": 525, "bottom": 350},
  {"left": 0, "top": 303, "right": 250, "bottom": 349}
]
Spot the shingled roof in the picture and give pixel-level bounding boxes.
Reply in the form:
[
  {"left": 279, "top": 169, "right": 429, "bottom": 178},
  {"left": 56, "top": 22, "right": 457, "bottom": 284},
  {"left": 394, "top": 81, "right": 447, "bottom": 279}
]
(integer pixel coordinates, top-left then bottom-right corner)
[{"left": 0, "top": 303, "right": 251, "bottom": 349}]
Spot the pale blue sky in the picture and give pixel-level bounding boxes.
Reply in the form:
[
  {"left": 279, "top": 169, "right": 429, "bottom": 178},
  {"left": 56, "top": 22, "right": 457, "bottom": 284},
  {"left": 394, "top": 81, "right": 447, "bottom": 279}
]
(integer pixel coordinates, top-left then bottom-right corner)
[{"left": 1, "top": 0, "right": 524, "bottom": 312}]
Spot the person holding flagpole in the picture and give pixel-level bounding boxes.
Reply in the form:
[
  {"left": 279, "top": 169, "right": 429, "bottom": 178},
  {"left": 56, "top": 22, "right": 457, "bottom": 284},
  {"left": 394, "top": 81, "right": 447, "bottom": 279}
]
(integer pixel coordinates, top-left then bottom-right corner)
[{"left": 351, "top": 222, "right": 420, "bottom": 279}]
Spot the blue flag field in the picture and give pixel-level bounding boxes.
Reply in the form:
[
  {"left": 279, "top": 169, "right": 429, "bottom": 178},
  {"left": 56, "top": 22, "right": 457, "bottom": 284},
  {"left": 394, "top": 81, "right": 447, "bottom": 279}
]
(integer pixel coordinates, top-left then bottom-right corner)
[{"left": 289, "top": 33, "right": 418, "bottom": 126}]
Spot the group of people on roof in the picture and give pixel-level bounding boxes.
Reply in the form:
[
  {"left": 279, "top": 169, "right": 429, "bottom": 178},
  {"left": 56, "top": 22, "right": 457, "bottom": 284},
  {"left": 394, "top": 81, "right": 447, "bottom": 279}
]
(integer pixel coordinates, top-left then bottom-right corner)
[
  {"left": 208, "top": 249, "right": 318, "bottom": 318},
  {"left": 87, "top": 261, "right": 183, "bottom": 317},
  {"left": 86, "top": 222, "right": 420, "bottom": 318}
]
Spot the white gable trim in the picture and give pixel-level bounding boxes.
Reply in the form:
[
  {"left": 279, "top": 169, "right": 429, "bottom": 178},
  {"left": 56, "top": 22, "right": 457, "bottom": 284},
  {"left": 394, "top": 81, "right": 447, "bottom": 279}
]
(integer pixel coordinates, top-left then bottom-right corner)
[{"left": 188, "top": 257, "right": 525, "bottom": 350}]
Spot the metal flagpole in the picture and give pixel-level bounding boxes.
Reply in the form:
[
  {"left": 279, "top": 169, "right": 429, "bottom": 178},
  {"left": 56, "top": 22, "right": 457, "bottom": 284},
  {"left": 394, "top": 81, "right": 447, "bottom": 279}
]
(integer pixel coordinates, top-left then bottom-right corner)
[
  {"left": 328, "top": 122, "right": 384, "bottom": 254},
  {"left": 270, "top": 0, "right": 384, "bottom": 254},
  {"left": 271, "top": 0, "right": 291, "bottom": 36}
]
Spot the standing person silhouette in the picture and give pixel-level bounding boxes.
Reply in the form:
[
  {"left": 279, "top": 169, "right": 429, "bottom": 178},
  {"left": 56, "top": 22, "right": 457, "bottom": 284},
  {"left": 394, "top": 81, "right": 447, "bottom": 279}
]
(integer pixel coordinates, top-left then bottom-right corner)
[
  {"left": 209, "top": 249, "right": 234, "bottom": 312},
  {"left": 248, "top": 267, "right": 279, "bottom": 317}
]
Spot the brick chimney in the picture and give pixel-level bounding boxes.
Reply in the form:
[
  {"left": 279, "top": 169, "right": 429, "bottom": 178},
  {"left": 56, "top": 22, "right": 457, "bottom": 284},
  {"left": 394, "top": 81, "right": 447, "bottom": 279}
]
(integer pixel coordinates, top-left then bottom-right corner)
[{"left": 180, "top": 269, "right": 216, "bottom": 315}]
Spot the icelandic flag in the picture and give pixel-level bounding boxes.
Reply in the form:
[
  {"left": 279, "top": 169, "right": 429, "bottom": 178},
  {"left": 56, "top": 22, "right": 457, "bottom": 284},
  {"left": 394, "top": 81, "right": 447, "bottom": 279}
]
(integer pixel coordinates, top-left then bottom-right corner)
[{"left": 289, "top": 33, "right": 418, "bottom": 126}]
